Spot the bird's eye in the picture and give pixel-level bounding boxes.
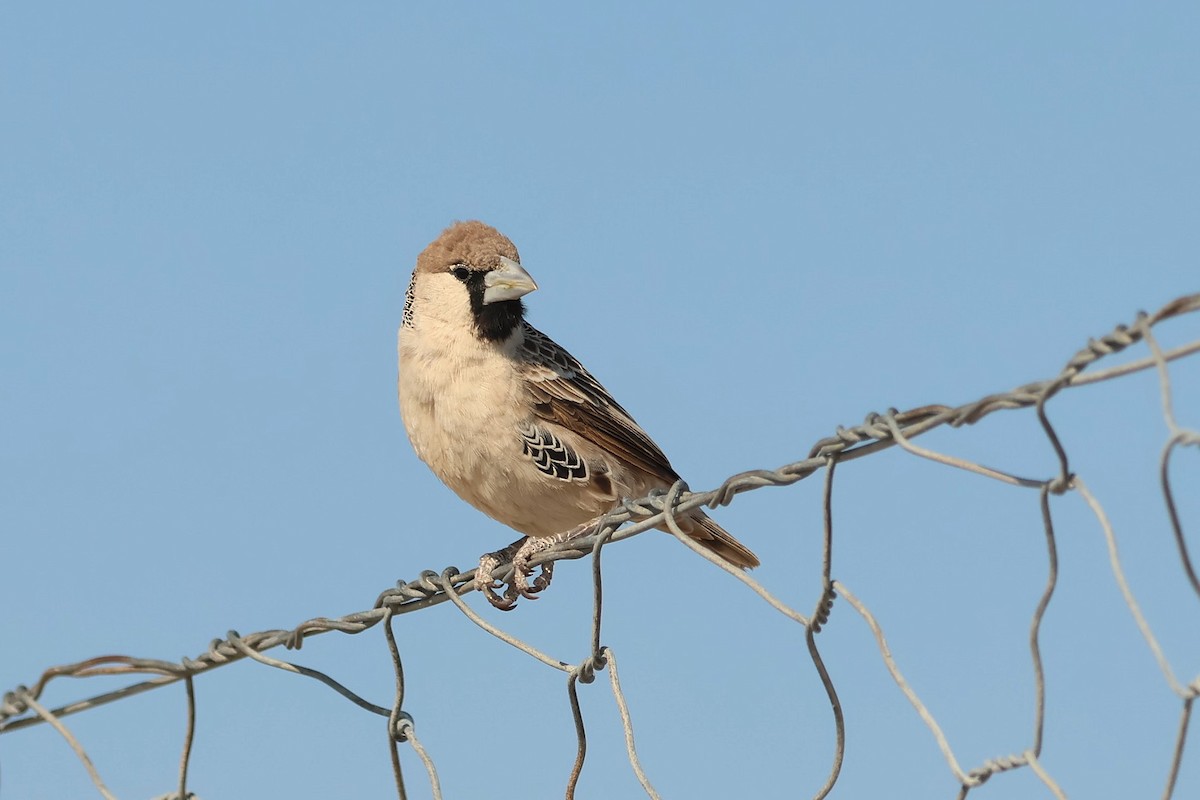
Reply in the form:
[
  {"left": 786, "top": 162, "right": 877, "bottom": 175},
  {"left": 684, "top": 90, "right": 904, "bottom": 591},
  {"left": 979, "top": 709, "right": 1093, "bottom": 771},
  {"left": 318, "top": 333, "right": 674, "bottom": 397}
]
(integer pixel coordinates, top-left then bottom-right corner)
[{"left": 450, "top": 266, "right": 470, "bottom": 282}]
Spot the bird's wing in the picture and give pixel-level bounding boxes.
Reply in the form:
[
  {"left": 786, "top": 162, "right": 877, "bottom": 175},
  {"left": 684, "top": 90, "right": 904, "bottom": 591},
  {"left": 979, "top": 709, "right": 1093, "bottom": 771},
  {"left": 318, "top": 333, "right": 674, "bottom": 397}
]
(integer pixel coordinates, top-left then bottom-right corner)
[{"left": 517, "top": 323, "right": 680, "bottom": 485}]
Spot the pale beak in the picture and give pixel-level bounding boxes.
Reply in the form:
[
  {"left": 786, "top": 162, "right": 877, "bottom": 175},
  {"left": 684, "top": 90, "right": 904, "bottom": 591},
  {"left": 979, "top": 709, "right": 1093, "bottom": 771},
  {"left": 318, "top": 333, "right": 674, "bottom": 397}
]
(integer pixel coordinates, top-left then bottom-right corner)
[{"left": 483, "top": 256, "right": 538, "bottom": 304}]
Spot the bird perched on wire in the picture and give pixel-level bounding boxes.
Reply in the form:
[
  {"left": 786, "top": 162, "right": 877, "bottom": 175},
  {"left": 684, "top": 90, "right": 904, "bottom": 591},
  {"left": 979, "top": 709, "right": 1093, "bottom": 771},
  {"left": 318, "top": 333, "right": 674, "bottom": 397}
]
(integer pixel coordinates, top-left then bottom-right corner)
[{"left": 398, "top": 221, "right": 758, "bottom": 609}]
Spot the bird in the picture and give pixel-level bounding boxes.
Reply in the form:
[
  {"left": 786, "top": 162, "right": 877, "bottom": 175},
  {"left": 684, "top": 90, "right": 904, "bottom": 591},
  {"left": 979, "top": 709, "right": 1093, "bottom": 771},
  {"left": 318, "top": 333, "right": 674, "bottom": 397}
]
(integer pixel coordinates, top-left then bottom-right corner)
[{"left": 397, "top": 220, "right": 758, "bottom": 609}]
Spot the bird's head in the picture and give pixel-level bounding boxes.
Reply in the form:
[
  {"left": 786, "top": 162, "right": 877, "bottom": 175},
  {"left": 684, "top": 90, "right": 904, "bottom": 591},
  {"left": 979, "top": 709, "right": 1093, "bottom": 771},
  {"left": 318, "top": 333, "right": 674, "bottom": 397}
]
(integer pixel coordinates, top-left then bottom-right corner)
[{"left": 406, "top": 221, "right": 538, "bottom": 343}]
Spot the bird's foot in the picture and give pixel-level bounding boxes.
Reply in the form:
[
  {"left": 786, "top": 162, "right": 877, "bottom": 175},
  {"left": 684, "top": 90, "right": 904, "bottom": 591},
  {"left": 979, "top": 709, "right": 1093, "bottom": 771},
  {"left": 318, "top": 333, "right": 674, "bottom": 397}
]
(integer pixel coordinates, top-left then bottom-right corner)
[
  {"left": 475, "top": 521, "right": 601, "bottom": 610},
  {"left": 475, "top": 539, "right": 524, "bottom": 611},
  {"left": 475, "top": 537, "right": 556, "bottom": 611},
  {"left": 511, "top": 536, "right": 556, "bottom": 600}
]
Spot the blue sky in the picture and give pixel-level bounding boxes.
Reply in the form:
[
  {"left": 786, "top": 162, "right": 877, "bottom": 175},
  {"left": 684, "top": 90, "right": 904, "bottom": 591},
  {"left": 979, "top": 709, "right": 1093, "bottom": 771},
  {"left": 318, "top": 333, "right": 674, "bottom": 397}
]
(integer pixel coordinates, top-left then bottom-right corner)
[{"left": 2, "top": 3, "right": 1198, "bottom": 798}]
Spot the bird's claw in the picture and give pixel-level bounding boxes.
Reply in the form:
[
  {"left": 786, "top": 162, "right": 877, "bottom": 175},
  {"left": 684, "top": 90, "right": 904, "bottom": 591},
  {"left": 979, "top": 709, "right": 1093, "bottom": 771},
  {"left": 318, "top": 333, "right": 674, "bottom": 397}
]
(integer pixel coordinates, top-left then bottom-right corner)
[
  {"left": 475, "top": 536, "right": 557, "bottom": 610},
  {"left": 512, "top": 536, "right": 556, "bottom": 598},
  {"left": 474, "top": 552, "right": 517, "bottom": 610},
  {"left": 474, "top": 518, "right": 607, "bottom": 609}
]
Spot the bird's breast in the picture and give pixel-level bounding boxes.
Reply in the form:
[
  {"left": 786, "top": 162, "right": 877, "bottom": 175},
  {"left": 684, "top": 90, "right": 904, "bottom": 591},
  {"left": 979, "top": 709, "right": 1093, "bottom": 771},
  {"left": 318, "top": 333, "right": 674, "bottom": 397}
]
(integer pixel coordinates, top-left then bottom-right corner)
[
  {"left": 399, "top": 337, "right": 521, "bottom": 479},
  {"left": 397, "top": 328, "right": 622, "bottom": 537}
]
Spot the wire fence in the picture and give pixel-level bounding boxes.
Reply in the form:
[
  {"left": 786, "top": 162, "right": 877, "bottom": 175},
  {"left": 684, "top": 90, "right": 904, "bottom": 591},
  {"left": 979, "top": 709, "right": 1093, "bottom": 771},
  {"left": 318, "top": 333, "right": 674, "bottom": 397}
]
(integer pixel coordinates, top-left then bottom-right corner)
[{"left": 3, "top": 293, "right": 1198, "bottom": 800}]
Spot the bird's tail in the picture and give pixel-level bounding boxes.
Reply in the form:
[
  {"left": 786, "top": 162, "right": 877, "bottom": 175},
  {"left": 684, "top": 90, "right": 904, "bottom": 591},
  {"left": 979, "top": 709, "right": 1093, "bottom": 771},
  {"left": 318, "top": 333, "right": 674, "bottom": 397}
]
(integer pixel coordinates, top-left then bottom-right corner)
[{"left": 666, "top": 512, "right": 760, "bottom": 569}]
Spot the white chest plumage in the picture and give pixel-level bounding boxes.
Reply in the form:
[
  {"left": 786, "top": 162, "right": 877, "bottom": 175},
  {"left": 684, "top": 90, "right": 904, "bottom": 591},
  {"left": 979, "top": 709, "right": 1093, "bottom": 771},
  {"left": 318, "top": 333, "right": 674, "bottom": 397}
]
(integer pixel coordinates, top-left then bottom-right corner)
[
  {"left": 398, "top": 300, "right": 611, "bottom": 537},
  {"left": 399, "top": 312, "right": 525, "bottom": 495}
]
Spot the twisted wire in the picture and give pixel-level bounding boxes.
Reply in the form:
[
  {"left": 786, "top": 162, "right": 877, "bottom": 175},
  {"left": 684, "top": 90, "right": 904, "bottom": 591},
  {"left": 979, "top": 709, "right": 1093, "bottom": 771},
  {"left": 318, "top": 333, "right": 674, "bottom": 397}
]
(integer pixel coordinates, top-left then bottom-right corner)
[{"left": 2, "top": 292, "right": 1197, "bottom": 800}]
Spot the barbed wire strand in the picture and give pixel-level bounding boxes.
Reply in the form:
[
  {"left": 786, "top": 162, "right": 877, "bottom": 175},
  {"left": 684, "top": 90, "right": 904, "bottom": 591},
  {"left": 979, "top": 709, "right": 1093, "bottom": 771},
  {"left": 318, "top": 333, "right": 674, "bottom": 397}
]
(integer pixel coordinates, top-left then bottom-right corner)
[
  {"left": 224, "top": 631, "right": 391, "bottom": 716},
  {"left": 380, "top": 606, "right": 409, "bottom": 800},
  {"left": 582, "top": 508, "right": 662, "bottom": 798},
  {"left": 834, "top": 580, "right": 976, "bottom": 784},
  {"left": 389, "top": 723, "right": 406, "bottom": 800},
  {"left": 588, "top": 509, "right": 617, "bottom": 655},
  {"left": 2, "top": 293, "right": 1198, "bottom": 799},
  {"left": 562, "top": 509, "right": 621, "bottom": 798},
  {"left": 807, "top": 457, "right": 845, "bottom": 800},
  {"left": 1077, "top": 477, "right": 1193, "bottom": 698},
  {"left": 1142, "top": 314, "right": 1184, "bottom": 436},
  {"left": 604, "top": 647, "right": 659, "bottom": 799},
  {"left": 1162, "top": 434, "right": 1200, "bottom": 599},
  {"left": 1164, "top": 698, "right": 1195, "bottom": 800},
  {"left": 383, "top": 604, "right": 443, "bottom": 800},
  {"left": 176, "top": 676, "right": 196, "bottom": 800},
  {"left": 1023, "top": 752, "right": 1067, "bottom": 800},
  {"left": 1029, "top": 485, "right": 1059, "bottom": 760},
  {"left": 440, "top": 569, "right": 567, "bottom": 670},
  {"left": 11, "top": 687, "right": 118, "bottom": 800},
  {"left": 879, "top": 410, "right": 1047, "bottom": 489},
  {"left": 1079, "top": 467, "right": 1199, "bottom": 800},
  {"left": 396, "top": 718, "right": 441, "bottom": 800},
  {"left": 564, "top": 667, "right": 589, "bottom": 799},
  {"left": 659, "top": 480, "right": 810, "bottom": 626}
]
